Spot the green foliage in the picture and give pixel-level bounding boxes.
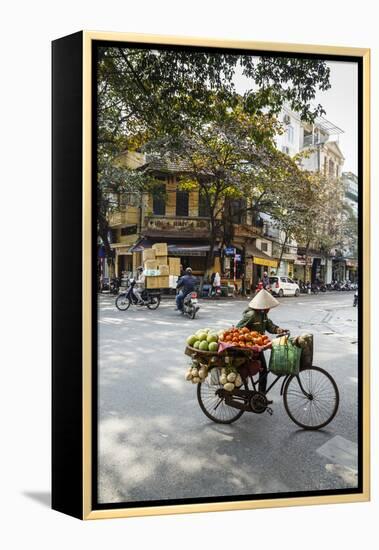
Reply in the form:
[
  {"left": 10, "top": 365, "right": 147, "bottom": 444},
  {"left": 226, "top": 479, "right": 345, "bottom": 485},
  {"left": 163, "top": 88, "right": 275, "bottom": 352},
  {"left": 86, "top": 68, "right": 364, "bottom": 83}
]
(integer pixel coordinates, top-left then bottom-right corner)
[{"left": 96, "top": 46, "right": 332, "bottom": 258}]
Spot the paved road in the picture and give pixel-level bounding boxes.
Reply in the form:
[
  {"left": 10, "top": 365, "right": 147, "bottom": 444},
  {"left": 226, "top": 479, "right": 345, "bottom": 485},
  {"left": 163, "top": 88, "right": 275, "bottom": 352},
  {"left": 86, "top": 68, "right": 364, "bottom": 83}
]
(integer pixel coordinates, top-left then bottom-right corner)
[{"left": 98, "top": 292, "right": 358, "bottom": 504}]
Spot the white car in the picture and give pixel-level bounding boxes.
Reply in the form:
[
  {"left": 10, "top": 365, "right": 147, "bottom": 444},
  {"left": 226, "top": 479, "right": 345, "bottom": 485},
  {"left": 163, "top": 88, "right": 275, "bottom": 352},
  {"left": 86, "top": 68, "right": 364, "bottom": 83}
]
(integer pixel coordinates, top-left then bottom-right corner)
[{"left": 269, "top": 276, "right": 300, "bottom": 297}]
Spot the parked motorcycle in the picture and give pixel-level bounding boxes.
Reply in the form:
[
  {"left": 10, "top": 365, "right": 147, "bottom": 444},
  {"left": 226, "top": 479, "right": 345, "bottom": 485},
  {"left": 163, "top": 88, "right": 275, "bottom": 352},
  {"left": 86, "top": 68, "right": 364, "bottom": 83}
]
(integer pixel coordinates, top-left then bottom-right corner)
[
  {"left": 341, "top": 280, "right": 353, "bottom": 291},
  {"left": 100, "top": 277, "right": 121, "bottom": 295},
  {"left": 299, "top": 281, "right": 308, "bottom": 294},
  {"left": 182, "top": 291, "right": 200, "bottom": 319},
  {"left": 311, "top": 282, "right": 320, "bottom": 294},
  {"left": 115, "top": 278, "right": 161, "bottom": 311}
]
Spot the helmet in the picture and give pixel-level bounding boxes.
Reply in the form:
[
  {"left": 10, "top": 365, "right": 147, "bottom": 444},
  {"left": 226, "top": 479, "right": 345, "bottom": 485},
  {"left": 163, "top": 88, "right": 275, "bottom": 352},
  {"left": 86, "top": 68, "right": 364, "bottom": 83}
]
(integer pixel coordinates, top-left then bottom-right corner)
[{"left": 185, "top": 267, "right": 193, "bottom": 274}]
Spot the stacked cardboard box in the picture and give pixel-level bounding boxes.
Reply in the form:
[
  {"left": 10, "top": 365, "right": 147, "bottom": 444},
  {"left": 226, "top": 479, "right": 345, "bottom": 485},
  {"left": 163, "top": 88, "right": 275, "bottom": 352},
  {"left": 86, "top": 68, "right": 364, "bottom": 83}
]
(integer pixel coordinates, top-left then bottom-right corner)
[
  {"left": 143, "top": 248, "right": 156, "bottom": 262},
  {"left": 152, "top": 243, "right": 168, "bottom": 257},
  {"left": 168, "top": 257, "right": 181, "bottom": 276},
  {"left": 143, "top": 243, "right": 184, "bottom": 288},
  {"left": 144, "top": 243, "right": 169, "bottom": 288}
]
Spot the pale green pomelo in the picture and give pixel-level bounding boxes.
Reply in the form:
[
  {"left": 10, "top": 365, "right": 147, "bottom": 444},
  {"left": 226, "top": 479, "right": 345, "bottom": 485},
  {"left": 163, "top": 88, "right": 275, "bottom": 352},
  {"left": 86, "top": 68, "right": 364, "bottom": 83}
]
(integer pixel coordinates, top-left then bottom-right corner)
[
  {"left": 187, "top": 335, "right": 198, "bottom": 346},
  {"left": 199, "top": 341, "right": 209, "bottom": 351}
]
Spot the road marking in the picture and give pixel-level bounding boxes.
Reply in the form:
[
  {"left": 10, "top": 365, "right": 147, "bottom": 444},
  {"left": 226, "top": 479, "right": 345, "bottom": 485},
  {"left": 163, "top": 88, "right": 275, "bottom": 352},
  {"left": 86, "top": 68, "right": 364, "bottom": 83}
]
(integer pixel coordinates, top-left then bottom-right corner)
[
  {"left": 325, "top": 463, "right": 358, "bottom": 487},
  {"left": 316, "top": 435, "right": 358, "bottom": 471}
]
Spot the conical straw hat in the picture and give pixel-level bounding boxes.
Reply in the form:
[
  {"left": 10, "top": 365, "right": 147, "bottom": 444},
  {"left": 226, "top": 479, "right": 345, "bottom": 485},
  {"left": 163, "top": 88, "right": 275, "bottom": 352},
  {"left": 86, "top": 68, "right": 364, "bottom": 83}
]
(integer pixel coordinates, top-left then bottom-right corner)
[{"left": 248, "top": 289, "right": 279, "bottom": 309}]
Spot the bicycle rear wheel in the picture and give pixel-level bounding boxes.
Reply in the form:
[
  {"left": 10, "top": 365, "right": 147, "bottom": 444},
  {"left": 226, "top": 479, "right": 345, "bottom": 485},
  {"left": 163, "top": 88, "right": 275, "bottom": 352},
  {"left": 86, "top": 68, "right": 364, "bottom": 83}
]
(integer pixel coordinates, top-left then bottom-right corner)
[
  {"left": 197, "top": 368, "right": 247, "bottom": 424},
  {"left": 283, "top": 366, "right": 339, "bottom": 430}
]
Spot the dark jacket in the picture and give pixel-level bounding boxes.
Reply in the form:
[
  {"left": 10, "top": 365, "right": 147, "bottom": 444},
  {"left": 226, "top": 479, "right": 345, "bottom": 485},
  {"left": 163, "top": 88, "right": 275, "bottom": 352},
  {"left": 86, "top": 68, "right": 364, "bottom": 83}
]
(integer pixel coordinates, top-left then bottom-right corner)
[
  {"left": 262, "top": 275, "right": 270, "bottom": 289},
  {"left": 177, "top": 274, "right": 197, "bottom": 296},
  {"left": 236, "top": 308, "right": 279, "bottom": 334}
]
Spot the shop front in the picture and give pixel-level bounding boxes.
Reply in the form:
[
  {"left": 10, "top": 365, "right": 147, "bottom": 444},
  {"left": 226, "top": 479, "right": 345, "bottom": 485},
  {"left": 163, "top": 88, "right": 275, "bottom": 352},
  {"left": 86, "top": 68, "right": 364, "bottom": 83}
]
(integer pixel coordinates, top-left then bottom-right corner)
[
  {"left": 332, "top": 258, "right": 347, "bottom": 282},
  {"left": 294, "top": 255, "right": 313, "bottom": 282},
  {"left": 252, "top": 256, "right": 279, "bottom": 288},
  {"left": 129, "top": 237, "right": 220, "bottom": 278},
  {"left": 345, "top": 258, "right": 358, "bottom": 282}
]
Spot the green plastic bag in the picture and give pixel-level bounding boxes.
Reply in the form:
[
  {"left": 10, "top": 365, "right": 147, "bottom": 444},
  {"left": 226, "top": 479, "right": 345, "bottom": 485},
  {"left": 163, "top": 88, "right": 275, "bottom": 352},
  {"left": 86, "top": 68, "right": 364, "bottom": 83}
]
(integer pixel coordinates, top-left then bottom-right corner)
[{"left": 269, "top": 335, "right": 302, "bottom": 375}]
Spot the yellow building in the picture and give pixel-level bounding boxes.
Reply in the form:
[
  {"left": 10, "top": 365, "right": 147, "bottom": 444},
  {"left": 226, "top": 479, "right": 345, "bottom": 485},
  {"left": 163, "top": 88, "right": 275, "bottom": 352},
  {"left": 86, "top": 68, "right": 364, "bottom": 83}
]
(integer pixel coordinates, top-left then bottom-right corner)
[{"left": 109, "top": 151, "right": 276, "bottom": 290}]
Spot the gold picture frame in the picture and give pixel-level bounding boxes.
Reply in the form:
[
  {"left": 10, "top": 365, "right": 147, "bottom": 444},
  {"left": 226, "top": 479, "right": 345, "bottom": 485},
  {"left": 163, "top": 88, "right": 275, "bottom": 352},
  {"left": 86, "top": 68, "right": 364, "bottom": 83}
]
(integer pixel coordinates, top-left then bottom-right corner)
[{"left": 52, "top": 31, "right": 370, "bottom": 520}]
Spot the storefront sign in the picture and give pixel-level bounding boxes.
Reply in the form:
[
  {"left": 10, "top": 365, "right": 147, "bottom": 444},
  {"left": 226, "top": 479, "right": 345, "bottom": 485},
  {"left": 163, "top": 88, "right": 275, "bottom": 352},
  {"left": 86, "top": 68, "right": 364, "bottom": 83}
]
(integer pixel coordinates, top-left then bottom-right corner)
[
  {"left": 253, "top": 256, "right": 278, "bottom": 268},
  {"left": 234, "top": 254, "right": 241, "bottom": 262},
  {"left": 224, "top": 247, "right": 236, "bottom": 256}
]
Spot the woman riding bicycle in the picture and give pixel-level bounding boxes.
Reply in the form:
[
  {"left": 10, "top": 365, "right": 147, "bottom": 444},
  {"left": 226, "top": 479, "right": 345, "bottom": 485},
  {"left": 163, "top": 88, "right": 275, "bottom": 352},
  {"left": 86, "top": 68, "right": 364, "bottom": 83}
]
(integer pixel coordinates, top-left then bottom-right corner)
[{"left": 236, "top": 289, "right": 287, "bottom": 392}]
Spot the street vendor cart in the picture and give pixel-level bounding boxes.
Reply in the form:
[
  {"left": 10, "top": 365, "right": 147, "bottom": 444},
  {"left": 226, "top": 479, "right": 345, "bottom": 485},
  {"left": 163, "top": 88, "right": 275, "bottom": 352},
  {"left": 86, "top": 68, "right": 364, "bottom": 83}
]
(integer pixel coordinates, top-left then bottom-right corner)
[{"left": 184, "top": 329, "right": 339, "bottom": 429}]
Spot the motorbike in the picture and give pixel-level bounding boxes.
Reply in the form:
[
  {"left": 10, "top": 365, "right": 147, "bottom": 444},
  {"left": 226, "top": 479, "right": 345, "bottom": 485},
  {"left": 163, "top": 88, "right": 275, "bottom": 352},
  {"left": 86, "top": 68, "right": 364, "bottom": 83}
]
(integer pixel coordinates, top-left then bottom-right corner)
[
  {"left": 341, "top": 280, "right": 353, "bottom": 291},
  {"left": 353, "top": 290, "right": 358, "bottom": 307},
  {"left": 316, "top": 281, "right": 327, "bottom": 292},
  {"left": 99, "top": 277, "right": 121, "bottom": 295},
  {"left": 115, "top": 278, "right": 161, "bottom": 311},
  {"left": 310, "top": 282, "right": 320, "bottom": 294},
  {"left": 182, "top": 291, "right": 200, "bottom": 319},
  {"left": 299, "top": 281, "right": 308, "bottom": 294}
]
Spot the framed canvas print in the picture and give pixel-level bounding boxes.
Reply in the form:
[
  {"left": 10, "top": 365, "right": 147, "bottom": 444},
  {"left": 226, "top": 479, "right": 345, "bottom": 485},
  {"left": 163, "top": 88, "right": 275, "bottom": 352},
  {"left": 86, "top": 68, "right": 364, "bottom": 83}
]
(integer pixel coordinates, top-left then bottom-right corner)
[{"left": 52, "top": 31, "right": 370, "bottom": 520}]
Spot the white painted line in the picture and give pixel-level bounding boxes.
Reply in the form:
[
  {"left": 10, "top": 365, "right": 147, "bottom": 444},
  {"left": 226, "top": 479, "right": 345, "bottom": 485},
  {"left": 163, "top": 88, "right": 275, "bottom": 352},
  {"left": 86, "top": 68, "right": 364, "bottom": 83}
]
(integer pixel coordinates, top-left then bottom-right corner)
[{"left": 316, "top": 435, "right": 358, "bottom": 471}]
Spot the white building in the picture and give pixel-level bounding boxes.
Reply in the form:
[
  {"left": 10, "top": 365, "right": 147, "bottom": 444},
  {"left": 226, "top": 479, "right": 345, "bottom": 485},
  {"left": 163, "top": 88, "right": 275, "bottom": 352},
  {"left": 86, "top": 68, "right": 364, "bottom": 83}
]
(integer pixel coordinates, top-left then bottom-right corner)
[
  {"left": 270, "top": 106, "right": 346, "bottom": 282},
  {"left": 342, "top": 171, "right": 358, "bottom": 216}
]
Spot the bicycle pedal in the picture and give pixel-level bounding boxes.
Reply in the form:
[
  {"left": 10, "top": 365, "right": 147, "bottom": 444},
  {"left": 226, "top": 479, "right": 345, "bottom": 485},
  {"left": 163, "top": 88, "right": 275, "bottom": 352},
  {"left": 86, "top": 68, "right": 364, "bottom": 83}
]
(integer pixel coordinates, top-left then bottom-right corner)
[{"left": 266, "top": 407, "right": 273, "bottom": 416}]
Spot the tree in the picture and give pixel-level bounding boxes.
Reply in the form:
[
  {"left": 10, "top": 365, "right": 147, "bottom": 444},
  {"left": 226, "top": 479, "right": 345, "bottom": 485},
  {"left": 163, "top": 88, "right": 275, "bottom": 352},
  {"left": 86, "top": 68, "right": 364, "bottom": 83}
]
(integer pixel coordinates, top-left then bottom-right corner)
[
  {"left": 97, "top": 164, "right": 147, "bottom": 275},
  {"left": 144, "top": 100, "right": 308, "bottom": 271},
  {"left": 289, "top": 171, "right": 348, "bottom": 281},
  {"left": 96, "top": 46, "right": 331, "bottom": 262}
]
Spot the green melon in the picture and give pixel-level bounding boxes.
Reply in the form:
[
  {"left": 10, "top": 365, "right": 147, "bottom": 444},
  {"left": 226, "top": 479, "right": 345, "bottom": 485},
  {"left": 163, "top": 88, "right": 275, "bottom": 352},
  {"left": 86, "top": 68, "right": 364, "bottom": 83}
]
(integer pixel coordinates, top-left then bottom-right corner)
[
  {"left": 207, "top": 333, "right": 218, "bottom": 344},
  {"left": 193, "top": 340, "right": 200, "bottom": 349},
  {"left": 187, "top": 334, "right": 198, "bottom": 346},
  {"left": 197, "top": 332, "right": 208, "bottom": 341},
  {"left": 199, "top": 341, "right": 209, "bottom": 351},
  {"left": 208, "top": 342, "right": 218, "bottom": 352}
]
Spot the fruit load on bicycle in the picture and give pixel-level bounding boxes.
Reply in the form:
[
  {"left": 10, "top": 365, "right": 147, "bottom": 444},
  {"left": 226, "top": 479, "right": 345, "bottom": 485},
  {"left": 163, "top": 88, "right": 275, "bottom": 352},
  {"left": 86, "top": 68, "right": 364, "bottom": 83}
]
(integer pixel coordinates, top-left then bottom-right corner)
[
  {"left": 184, "top": 329, "right": 339, "bottom": 431},
  {"left": 185, "top": 328, "right": 314, "bottom": 391},
  {"left": 186, "top": 326, "right": 272, "bottom": 354},
  {"left": 185, "top": 326, "right": 274, "bottom": 393}
]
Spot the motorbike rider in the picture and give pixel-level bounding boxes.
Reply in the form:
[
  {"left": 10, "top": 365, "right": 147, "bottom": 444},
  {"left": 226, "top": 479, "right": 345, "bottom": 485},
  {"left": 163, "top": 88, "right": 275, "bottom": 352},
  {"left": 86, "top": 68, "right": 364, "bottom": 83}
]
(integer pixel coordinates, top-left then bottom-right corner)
[
  {"left": 133, "top": 266, "right": 146, "bottom": 305},
  {"left": 262, "top": 271, "right": 271, "bottom": 290},
  {"left": 176, "top": 267, "right": 197, "bottom": 313},
  {"left": 236, "top": 289, "right": 287, "bottom": 393}
]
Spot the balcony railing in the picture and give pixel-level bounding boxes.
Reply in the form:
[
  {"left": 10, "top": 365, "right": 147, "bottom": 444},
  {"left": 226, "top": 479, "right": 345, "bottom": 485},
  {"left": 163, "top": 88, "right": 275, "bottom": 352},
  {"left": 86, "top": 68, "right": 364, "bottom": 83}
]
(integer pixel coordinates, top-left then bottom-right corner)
[{"left": 233, "top": 224, "right": 263, "bottom": 238}]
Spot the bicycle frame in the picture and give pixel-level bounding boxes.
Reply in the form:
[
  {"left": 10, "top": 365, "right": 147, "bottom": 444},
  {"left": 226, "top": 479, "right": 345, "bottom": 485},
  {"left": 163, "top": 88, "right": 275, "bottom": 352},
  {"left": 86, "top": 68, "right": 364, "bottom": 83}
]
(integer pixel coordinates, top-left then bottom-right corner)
[{"left": 247, "top": 369, "right": 310, "bottom": 398}]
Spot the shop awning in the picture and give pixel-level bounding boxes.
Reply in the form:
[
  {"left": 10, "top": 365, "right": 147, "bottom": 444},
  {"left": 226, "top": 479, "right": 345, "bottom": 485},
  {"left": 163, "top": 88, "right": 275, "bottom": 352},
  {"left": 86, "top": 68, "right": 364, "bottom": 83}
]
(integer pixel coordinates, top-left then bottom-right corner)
[
  {"left": 246, "top": 244, "right": 278, "bottom": 268},
  {"left": 129, "top": 238, "right": 219, "bottom": 256}
]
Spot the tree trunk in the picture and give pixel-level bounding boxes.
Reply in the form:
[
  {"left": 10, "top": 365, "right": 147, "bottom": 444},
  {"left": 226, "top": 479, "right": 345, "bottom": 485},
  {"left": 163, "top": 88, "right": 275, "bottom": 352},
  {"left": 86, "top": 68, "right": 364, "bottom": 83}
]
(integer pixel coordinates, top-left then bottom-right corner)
[
  {"left": 276, "top": 232, "right": 289, "bottom": 275},
  {"left": 205, "top": 219, "right": 218, "bottom": 274},
  {"left": 303, "top": 240, "right": 310, "bottom": 282},
  {"left": 98, "top": 215, "right": 114, "bottom": 279}
]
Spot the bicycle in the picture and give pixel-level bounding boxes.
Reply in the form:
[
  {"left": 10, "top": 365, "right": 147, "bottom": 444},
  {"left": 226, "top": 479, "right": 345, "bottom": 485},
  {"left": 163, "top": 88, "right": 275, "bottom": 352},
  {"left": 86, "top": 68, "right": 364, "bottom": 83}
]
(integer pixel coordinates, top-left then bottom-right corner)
[{"left": 196, "top": 333, "right": 339, "bottom": 430}]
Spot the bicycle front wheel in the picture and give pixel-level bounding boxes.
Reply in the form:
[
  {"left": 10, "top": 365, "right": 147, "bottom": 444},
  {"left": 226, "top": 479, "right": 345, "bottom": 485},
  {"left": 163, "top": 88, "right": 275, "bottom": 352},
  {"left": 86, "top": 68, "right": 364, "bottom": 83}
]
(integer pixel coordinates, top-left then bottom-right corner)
[{"left": 283, "top": 366, "right": 339, "bottom": 430}]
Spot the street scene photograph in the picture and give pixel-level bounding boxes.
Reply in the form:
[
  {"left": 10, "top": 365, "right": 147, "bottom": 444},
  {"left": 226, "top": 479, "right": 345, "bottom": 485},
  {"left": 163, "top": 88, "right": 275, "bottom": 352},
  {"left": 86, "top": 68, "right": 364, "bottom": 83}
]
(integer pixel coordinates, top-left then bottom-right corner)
[{"left": 95, "top": 44, "right": 359, "bottom": 505}]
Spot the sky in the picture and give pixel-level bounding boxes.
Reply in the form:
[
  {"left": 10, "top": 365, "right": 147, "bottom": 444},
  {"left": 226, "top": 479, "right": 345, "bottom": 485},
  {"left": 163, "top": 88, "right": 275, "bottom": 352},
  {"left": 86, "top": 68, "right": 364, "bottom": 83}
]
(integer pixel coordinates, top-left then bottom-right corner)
[
  {"left": 234, "top": 59, "right": 358, "bottom": 174},
  {"left": 314, "top": 60, "right": 358, "bottom": 174}
]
